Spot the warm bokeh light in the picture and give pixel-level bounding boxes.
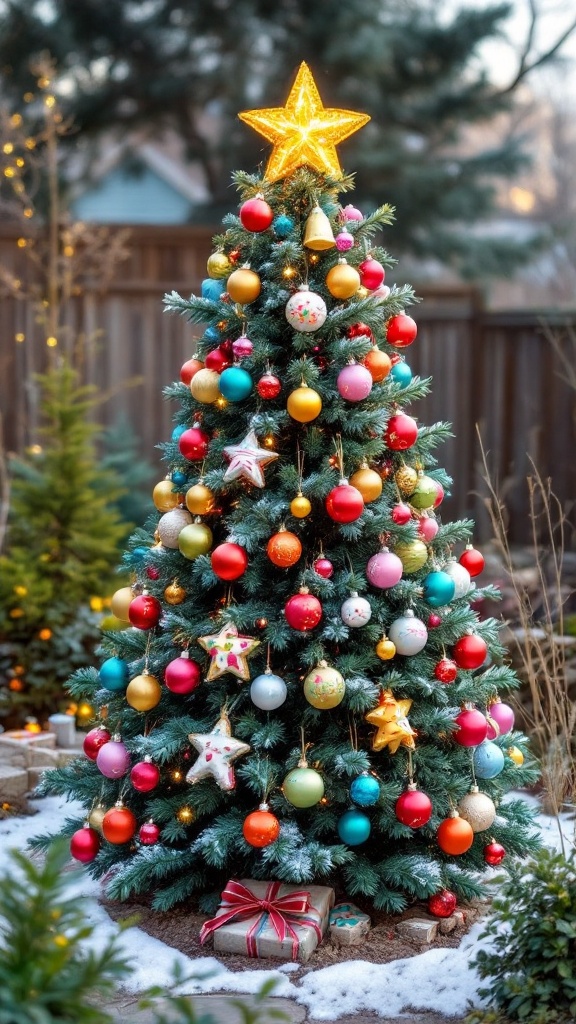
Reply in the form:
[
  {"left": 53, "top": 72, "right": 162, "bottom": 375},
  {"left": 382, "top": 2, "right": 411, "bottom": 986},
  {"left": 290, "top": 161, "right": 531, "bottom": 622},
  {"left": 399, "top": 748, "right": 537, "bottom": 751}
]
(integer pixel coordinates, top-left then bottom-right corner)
[{"left": 509, "top": 186, "right": 535, "bottom": 213}]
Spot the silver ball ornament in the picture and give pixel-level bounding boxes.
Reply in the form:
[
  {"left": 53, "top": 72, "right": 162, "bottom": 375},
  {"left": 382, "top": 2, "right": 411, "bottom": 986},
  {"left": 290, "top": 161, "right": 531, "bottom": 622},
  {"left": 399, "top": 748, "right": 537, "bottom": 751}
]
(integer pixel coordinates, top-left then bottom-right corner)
[
  {"left": 157, "top": 507, "right": 193, "bottom": 548},
  {"left": 250, "top": 671, "right": 288, "bottom": 711}
]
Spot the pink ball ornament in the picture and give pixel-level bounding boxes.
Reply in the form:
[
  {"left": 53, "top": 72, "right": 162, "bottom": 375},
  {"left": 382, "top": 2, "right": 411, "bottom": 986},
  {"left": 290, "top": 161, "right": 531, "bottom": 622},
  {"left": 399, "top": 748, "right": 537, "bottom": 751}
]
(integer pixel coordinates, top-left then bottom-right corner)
[
  {"left": 371, "top": 283, "right": 390, "bottom": 300},
  {"left": 232, "top": 335, "right": 253, "bottom": 359},
  {"left": 428, "top": 612, "right": 443, "bottom": 628},
  {"left": 337, "top": 363, "right": 373, "bottom": 402},
  {"left": 418, "top": 516, "right": 439, "bottom": 542},
  {"left": 454, "top": 708, "right": 488, "bottom": 747},
  {"left": 359, "top": 257, "right": 385, "bottom": 290},
  {"left": 164, "top": 654, "right": 202, "bottom": 695},
  {"left": 96, "top": 738, "right": 131, "bottom": 779},
  {"left": 70, "top": 825, "right": 100, "bottom": 863},
  {"left": 335, "top": 230, "right": 354, "bottom": 251},
  {"left": 341, "top": 204, "right": 363, "bottom": 222},
  {"left": 366, "top": 548, "right": 403, "bottom": 589},
  {"left": 131, "top": 759, "right": 160, "bottom": 792},
  {"left": 486, "top": 700, "right": 515, "bottom": 738},
  {"left": 314, "top": 556, "right": 334, "bottom": 579},
  {"left": 139, "top": 821, "right": 161, "bottom": 845},
  {"left": 392, "top": 502, "right": 412, "bottom": 525}
]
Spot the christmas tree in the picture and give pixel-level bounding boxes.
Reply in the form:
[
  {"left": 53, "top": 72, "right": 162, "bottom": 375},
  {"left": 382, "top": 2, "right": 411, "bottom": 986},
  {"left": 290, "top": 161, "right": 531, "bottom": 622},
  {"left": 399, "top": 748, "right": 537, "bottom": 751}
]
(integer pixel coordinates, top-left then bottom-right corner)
[{"left": 37, "top": 64, "right": 539, "bottom": 914}]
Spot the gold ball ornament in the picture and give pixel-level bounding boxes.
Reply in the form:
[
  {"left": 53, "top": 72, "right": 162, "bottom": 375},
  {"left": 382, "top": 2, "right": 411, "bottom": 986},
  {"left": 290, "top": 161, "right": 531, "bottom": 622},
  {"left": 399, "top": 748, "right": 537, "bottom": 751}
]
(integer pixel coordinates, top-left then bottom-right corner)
[
  {"left": 326, "top": 259, "right": 361, "bottom": 299},
  {"left": 207, "top": 251, "right": 232, "bottom": 279},
  {"left": 290, "top": 493, "right": 312, "bottom": 518},
  {"left": 226, "top": 267, "right": 261, "bottom": 304},
  {"left": 157, "top": 508, "right": 193, "bottom": 548},
  {"left": 395, "top": 465, "right": 419, "bottom": 496},
  {"left": 153, "top": 478, "right": 184, "bottom": 513},
  {"left": 185, "top": 482, "right": 214, "bottom": 515},
  {"left": 164, "top": 581, "right": 186, "bottom": 605},
  {"left": 376, "top": 637, "right": 396, "bottom": 660},
  {"left": 178, "top": 522, "right": 213, "bottom": 560},
  {"left": 304, "top": 662, "right": 345, "bottom": 709},
  {"left": 350, "top": 465, "right": 382, "bottom": 503},
  {"left": 508, "top": 745, "right": 524, "bottom": 766},
  {"left": 88, "top": 805, "right": 107, "bottom": 833},
  {"left": 110, "top": 586, "right": 135, "bottom": 622},
  {"left": 287, "top": 385, "right": 322, "bottom": 423},
  {"left": 394, "top": 539, "right": 429, "bottom": 574},
  {"left": 126, "top": 673, "right": 162, "bottom": 712},
  {"left": 190, "top": 368, "right": 222, "bottom": 404},
  {"left": 457, "top": 786, "right": 496, "bottom": 833}
]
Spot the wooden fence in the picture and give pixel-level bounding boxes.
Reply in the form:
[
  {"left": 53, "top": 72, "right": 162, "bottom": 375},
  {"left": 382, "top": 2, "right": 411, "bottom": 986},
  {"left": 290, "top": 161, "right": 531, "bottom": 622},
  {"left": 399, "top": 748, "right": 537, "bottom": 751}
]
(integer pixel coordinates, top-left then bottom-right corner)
[{"left": 0, "top": 224, "right": 574, "bottom": 545}]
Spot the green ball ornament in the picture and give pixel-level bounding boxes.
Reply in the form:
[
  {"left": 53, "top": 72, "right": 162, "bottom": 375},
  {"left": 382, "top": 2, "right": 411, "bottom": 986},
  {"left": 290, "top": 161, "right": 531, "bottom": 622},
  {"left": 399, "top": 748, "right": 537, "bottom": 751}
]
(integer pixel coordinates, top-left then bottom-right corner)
[
  {"left": 283, "top": 766, "right": 325, "bottom": 808},
  {"left": 303, "top": 662, "right": 345, "bottom": 710},
  {"left": 410, "top": 475, "right": 438, "bottom": 510},
  {"left": 178, "top": 522, "right": 213, "bottom": 560},
  {"left": 394, "top": 539, "right": 429, "bottom": 573}
]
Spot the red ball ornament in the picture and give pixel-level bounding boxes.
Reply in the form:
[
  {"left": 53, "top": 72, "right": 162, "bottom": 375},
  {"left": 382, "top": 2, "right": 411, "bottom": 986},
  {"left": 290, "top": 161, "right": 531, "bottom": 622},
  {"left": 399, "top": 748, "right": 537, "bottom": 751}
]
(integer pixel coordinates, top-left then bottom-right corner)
[
  {"left": 346, "top": 322, "right": 374, "bottom": 340},
  {"left": 453, "top": 634, "right": 488, "bottom": 670},
  {"left": 83, "top": 726, "right": 111, "bottom": 761},
  {"left": 257, "top": 373, "right": 282, "bottom": 399},
  {"left": 146, "top": 565, "right": 161, "bottom": 580},
  {"left": 384, "top": 412, "right": 418, "bottom": 451},
  {"left": 242, "top": 806, "right": 280, "bottom": 847},
  {"left": 102, "top": 805, "right": 137, "bottom": 845},
  {"left": 386, "top": 313, "right": 418, "bottom": 347},
  {"left": 392, "top": 502, "right": 412, "bottom": 525},
  {"left": 314, "top": 556, "right": 334, "bottom": 579},
  {"left": 325, "top": 482, "right": 364, "bottom": 523},
  {"left": 240, "top": 196, "right": 274, "bottom": 232},
  {"left": 433, "top": 481, "right": 445, "bottom": 508},
  {"left": 434, "top": 658, "right": 458, "bottom": 684},
  {"left": 211, "top": 542, "right": 248, "bottom": 580},
  {"left": 359, "top": 257, "right": 385, "bottom": 290},
  {"left": 139, "top": 821, "right": 161, "bottom": 845},
  {"left": 130, "top": 760, "right": 160, "bottom": 792},
  {"left": 70, "top": 825, "right": 100, "bottom": 863},
  {"left": 164, "top": 655, "right": 202, "bottom": 695},
  {"left": 178, "top": 426, "right": 210, "bottom": 462},
  {"left": 128, "top": 594, "right": 162, "bottom": 630},
  {"left": 428, "top": 889, "right": 457, "bottom": 918},
  {"left": 180, "top": 357, "right": 204, "bottom": 385},
  {"left": 285, "top": 589, "right": 322, "bottom": 631},
  {"left": 454, "top": 708, "right": 488, "bottom": 747},
  {"left": 205, "top": 348, "right": 231, "bottom": 373},
  {"left": 428, "top": 612, "right": 443, "bottom": 628},
  {"left": 484, "top": 840, "right": 506, "bottom": 865},
  {"left": 395, "top": 787, "right": 433, "bottom": 828},
  {"left": 459, "top": 546, "right": 485, "bottom": 577}
]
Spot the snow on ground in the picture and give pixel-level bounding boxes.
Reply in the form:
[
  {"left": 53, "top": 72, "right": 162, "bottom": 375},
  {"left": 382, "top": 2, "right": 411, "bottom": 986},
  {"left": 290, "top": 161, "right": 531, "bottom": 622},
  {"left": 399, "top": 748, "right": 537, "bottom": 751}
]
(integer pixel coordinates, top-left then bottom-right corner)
[{"left": 0, "top": 793, "right": 573, "bottom": 1020}]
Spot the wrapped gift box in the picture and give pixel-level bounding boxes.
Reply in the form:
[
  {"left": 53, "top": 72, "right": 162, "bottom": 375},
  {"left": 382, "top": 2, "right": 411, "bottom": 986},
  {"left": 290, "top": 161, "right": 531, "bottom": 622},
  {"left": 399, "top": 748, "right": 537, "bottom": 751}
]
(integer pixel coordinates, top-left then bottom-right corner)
[
  {"left": 202, "top": 878, "right": 334, "bottom": 962},
  {"left": 329, "top": 901, "right": 371, "bottom": 945}
]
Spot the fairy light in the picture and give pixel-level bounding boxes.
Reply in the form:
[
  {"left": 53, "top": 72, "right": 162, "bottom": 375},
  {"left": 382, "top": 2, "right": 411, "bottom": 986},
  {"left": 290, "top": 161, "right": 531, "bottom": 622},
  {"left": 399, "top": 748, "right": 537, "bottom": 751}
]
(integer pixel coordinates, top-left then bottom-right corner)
[
  {"left": 24, "top": 138, "right": 35, "bottom": 150},
  {"left": 23, "top": 93, "right": 34, "bottom": 103},
  {"left": 15, "top": 157, "right": 25, "bottom": 168},
  {"left": 282, "top": 266, "right": 296, "bottom": 279},
  {"left": 13, "top": 585, "right": 27, "bottom": 596},
  {"left": 171, "top": 769, "right": 183, "bottom": 782},
  {"left": 4, "top": 167, "right": 15, "bottom": 178},
  {"left": 46, "top": 336, "right": 58, "bottom": 348},
  {"left": 23, "top": 208, "right": 33, "bottom": 218},
  {"left": 63, "top": 245, "right": 74, "bottom": 257},
  {"left": 38, "top": 628, "right": 52, "bottom": 640},
  {"left": 9, "top": 608, "right": 24, "bottom": 619},
  {"left": 10, "top": 114, "right": 22, "bottom": 127},
  {"left": 216, "top": 397, "right": 227, "bottom": 409},
  {"left": 2, "top": 142, "right": 14, "bottom": 154},
  {"left": 44, "top": 95, "right": 56, "bottom": 108},
  {"left": 38, "top": 76, "right": 51, "bottom": 88},
  {"left": 176, "top": 805, "right": 194, "bottom": 823},
  {"left": 264, "top": 435, "right": 275, "bottom": 448},
  {"left": 17, "top": 238, "right": 27, "bottom": 248}
]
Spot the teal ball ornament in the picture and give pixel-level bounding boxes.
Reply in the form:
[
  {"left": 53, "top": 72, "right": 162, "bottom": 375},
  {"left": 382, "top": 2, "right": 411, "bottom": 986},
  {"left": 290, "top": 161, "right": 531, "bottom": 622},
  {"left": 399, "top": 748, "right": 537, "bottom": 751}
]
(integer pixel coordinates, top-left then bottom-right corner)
[
  {"left": 99, "top": 656, "right": 129, "bottom": 692},
  {"left": 203, "top": 327, "right": 220, "bottom": 342},
  {"left": 390, "top": 360, "right": 412, "bottom": 388},
  {"left": 350, "top": 773, "right": 380, "bottom": 807},
  {"left": 273, "top": 214, "right": 294, "bottom": 237},
  {"left": 338, "top": 808, "right": 371, "bottom": 846},
  {"left": 473, "top": 740, "right": 505, "bottom": 779},
  {"left": 422, "top": 570, "right": 456, "bottom": 608},
  {"left": 201, "top": 278, "right": 225, "bottom": 301},
  {"left": 129, "top": 545, "right": 149, "bottom": 564},
  {"left": 171, "top": 470, "right": 187, "bottom": 487},
  {"left": 219, "top": 366, "right": 253, "bottom": 402},
  {"left": 283, "top": 766, "right": 324, "bottom": 808},
  {"left": 171, "top": 424, "right": 186, "bottom": 441}
]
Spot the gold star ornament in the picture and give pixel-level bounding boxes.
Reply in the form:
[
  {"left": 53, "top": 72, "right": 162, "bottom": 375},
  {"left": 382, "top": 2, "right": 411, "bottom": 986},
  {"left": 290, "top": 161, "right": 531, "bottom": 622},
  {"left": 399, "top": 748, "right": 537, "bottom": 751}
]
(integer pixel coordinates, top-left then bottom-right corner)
[
  {"left": 238, "top": 62, "right": 370, "bottom": 183},
  {"left": 365, "top": 689, "right": 416, "bottom": 754}
]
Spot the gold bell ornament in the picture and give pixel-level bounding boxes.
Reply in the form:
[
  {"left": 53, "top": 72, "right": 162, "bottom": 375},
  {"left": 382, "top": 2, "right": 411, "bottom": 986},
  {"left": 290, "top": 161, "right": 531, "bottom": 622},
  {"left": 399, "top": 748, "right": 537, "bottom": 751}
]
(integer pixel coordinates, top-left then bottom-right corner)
[{"left": 304, "top": 204, "right": 336, "bottom": 251}]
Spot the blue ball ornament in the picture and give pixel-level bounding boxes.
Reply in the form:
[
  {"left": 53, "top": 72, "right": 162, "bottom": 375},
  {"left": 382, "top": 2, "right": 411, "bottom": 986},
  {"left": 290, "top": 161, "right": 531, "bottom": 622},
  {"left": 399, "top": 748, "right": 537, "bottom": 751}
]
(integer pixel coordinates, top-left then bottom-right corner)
[
  {"left": 201, "top": 278, "right": 225, "bottom": 301},
  {"left": 422, "top": 570, "right": 456, "bottom": 608},
  {"left": 99, "top": 656, "right": 129, "bottom": 692},
  {"left": 390, "top": 360, "right": 412, "bottom": 388},
  {"left": 350, "top": 773, "right": 380, "bottom": 807},
  {"left": 129, "top": 545, "right": 149, "bottom": 564},
  {"left": 273, "top": 214, "right": 294, "bottom": 238},
  {"left": 171, "top": 470, "right": 187, "bottom": 487},
  {"left": 203, "top": 327, "right": 220, "bottom": 343},
  {"left": 337, "top": 808, "right": 371, "bottom": 846},
  {"left": 473, "top": 740, "right": 505, "bottom": 779},
  {"left": 171, "top": 424, "right": 187, "bottom": 441},
  {"left": 219, "top": 366, "right": 253, "bottom": 402}
]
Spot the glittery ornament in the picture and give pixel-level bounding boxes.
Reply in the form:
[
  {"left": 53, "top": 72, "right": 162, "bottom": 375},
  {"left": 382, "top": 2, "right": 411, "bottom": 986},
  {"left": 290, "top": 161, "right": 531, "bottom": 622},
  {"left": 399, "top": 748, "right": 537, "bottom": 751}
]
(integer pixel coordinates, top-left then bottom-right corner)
[{"left": 458, "top": 786, "right": 496, "bottom": 833}]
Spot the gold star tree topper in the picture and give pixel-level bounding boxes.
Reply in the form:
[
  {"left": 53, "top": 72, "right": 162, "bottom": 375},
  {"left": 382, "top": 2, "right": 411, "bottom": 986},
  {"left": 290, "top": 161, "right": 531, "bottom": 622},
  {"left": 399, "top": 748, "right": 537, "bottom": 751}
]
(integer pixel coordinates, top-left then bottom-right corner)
[
  {"left": 365, "top": 689, "right": 416, "bottom": 754},
  {"left": 238, "top": 62, "right": 370, "bottom": 183}
]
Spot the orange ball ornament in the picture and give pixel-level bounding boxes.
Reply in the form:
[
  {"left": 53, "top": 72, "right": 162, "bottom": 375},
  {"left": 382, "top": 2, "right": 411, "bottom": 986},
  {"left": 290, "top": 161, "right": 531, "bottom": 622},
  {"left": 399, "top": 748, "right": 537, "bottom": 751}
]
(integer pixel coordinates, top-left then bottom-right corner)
[
  {"left": 153, "top": 478, "right": 184, "bottom": 513},
  {"left": 102, "top": 804, "right": 137, "bottom": 845},
  {"left": 185, "top": 482, "right": 214, "bottom": 515},
  {"left": 363, "top": 347, "right": 392, "bottom": 382},
  {"left": 290, "top": 493, "right": 311, "bottom": 518},
  {"left": 349, "top": 465, "right": 383, "bottom": 503},
  {"left": 326, "top": 259, "right": 361, "bottom": 299},
  {"left": 436, "top": 812, "right": 474, "bottom": 855},
  {"left": 287, "top": 385, "right": 322, "bottom": 423},
  {"left": 267, "top": 529, "right": 302, "bottom": 568},
  {"left": 242, "top": 804, "right": 280, "bottom": 847},
  {"left": 226, "top": 267, "right": 261, "bottom": 304}
]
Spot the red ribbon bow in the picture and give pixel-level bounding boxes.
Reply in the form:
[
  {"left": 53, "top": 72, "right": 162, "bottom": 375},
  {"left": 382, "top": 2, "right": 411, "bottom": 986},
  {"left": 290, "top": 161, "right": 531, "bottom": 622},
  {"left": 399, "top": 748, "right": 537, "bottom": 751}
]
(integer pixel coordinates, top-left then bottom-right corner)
[{"left": 200, "top": 879, "right": 321, "bottom": 958}]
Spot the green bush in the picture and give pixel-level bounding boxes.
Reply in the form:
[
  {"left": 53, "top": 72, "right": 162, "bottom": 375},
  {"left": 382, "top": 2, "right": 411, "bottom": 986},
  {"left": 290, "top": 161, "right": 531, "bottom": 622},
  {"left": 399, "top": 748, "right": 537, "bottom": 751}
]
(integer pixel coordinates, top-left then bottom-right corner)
[{"left": 471, "top": 846, "right": 576, "bottom": 1023}]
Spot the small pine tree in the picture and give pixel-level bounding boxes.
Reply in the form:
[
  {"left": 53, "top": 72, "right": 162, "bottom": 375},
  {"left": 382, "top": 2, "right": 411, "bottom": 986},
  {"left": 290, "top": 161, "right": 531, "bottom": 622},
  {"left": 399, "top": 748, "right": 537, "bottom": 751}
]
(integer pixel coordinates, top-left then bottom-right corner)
[{"left": 37, "top": 64, "right": 539, "bottom": 916}]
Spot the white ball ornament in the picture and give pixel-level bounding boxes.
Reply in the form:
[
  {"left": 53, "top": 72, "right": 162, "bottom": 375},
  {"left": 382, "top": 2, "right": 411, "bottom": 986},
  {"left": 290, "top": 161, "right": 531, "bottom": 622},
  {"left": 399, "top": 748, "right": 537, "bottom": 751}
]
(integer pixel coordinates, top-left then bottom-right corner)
[
  {"left": 250, "top": 670, "right": 288, "bottom": 711},
  {"left": 285, "top": 286, "right": 327, "bottom": 333},
  {"left": 458, "top": 786, "right": 497, "bottom": 833},
  {"left": 444, "top": 560, "right": 472, "bottom": 599},
  {"left": 341, "top": 592, "right": 372, "bottom": 627},
  {"left": 388, "top": 609, "right": 428, "bottom": 655},
  {"left": 157, "top": 507, "right": 193, "bottom": 548}
]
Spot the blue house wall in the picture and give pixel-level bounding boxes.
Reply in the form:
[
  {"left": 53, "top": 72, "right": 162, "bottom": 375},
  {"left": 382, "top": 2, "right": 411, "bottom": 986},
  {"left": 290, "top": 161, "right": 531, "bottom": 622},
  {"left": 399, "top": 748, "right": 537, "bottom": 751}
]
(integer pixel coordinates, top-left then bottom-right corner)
[{"left": 71, "top": 165, "right": 193, "bottom": 224}]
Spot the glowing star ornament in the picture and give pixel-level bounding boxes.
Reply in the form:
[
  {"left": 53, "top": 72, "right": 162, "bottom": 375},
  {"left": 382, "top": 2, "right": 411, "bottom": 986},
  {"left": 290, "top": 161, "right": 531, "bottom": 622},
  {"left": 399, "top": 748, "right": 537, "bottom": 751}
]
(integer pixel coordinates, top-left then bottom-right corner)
[
  {"left": 238, "top": 62, "right": 370, "bottom": 183},
  {"left": 197, "top": 621, "right": 260, "bottom": 682},
  {"left": 185, "top": 713, "right": 251, "bottom": 791},
  {"left": 223, "top": 428, "right": 279, "bottom": 488},
  {"left": 365, "top": 689, "right": 416, "bottom": 753}
]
